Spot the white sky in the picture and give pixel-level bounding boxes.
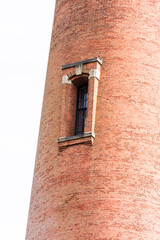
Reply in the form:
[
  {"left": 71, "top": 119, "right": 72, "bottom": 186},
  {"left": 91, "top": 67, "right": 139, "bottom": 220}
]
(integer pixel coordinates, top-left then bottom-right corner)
[{"left": 0, "top": 0, "right": 55, "bottom": 239}]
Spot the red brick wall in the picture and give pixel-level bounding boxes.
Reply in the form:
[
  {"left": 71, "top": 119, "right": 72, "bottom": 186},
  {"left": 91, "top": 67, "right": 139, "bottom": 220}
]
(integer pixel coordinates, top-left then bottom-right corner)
[{"left": 26, "top": 0, "right": 160, "bottom": 239}]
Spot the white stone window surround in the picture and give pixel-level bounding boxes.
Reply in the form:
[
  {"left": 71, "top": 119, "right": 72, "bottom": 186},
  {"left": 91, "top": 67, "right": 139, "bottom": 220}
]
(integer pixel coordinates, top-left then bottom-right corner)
[{"left": 58, "top": 57, "right": 102, "bottom": 151}]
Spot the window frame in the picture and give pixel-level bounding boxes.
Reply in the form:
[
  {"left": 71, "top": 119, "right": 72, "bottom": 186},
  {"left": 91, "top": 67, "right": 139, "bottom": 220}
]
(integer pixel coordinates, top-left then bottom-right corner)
[
  {"left": 58, "top": 57, "right": 102, "bottom": 151},
  {"left": 75, "top": 84, "right": 88, "bottom": 135}
]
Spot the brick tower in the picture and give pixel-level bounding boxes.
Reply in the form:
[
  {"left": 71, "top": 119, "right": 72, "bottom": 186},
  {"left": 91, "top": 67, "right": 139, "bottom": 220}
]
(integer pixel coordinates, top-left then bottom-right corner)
[{"left": 26, "top": 0, "right": 160, "bottom": 239}]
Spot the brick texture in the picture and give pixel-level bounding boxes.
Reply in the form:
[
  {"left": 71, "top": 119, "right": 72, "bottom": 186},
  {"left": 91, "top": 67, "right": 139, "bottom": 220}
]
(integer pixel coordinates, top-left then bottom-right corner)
[{"left": 26, "top": 0, "right": 160, "bottom": 239}]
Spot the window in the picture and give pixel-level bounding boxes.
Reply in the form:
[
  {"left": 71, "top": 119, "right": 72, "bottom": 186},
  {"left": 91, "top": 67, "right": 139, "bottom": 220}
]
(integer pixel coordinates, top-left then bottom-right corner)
[
  {"left": 75, "top": 84, "right": 88, "bottom": 135},
  {"left": 58, "top": 57, "right": 102, "bottom": 150}
]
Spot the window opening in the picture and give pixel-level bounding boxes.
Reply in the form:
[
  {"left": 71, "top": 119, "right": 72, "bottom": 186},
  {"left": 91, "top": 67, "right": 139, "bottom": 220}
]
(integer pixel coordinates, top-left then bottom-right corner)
[{"left": 75, "top": 84, "right": 88, "bottom": 135}]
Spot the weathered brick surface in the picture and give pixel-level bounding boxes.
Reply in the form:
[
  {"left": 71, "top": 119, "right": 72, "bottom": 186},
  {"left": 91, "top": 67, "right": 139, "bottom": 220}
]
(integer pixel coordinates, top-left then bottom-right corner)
[{"left": 26, "top": 0, "right": 160, "bottom": 239}]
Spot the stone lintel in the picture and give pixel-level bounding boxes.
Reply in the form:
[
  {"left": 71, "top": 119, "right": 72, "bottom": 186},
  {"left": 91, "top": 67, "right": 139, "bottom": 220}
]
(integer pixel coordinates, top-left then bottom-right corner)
[{"left": 62, "top": 57, "right": 102, "bottom": 70}]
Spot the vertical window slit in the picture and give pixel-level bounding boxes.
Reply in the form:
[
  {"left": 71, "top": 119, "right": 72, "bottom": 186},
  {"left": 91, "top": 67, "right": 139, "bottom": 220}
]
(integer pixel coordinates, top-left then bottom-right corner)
[{"left": 75, "top": 84, "right": 88, "bottom": 135}]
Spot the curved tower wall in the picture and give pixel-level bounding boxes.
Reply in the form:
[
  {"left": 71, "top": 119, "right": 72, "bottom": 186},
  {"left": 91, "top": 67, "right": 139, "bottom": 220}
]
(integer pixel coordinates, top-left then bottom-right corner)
[{"left": 26, "top": 0, "right": 160, "bottom": 239}]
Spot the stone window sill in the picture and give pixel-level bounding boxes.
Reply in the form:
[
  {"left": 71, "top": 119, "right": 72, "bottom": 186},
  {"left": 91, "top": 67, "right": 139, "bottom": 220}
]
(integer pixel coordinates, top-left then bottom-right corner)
[{"left": 57, "top": 132, "right": 95, "bottom": 151}]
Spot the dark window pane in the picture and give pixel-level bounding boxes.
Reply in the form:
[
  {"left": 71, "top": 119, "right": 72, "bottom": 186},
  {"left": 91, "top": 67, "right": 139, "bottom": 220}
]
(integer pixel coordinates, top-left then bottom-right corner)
[
  {"left": 78, "top": 110, "right": 84, "bottom": 123},
  {"left": 78, "top": 86, "right": 88, "bottom": 109},
  {"left": 75, "top": 85, "right": 88, "bottom": 135}
]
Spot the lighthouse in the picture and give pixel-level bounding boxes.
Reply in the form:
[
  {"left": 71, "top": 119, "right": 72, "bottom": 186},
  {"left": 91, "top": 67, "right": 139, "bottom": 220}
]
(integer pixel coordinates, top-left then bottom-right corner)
[{"left": 26, "top": 0, "right": 160, "bottom": 239}]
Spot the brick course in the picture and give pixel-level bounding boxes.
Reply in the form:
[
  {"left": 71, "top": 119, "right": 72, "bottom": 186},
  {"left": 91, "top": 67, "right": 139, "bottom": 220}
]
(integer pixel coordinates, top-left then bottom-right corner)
[{"left": 26, "top": 0, "right": 160, "bottom": 239}]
